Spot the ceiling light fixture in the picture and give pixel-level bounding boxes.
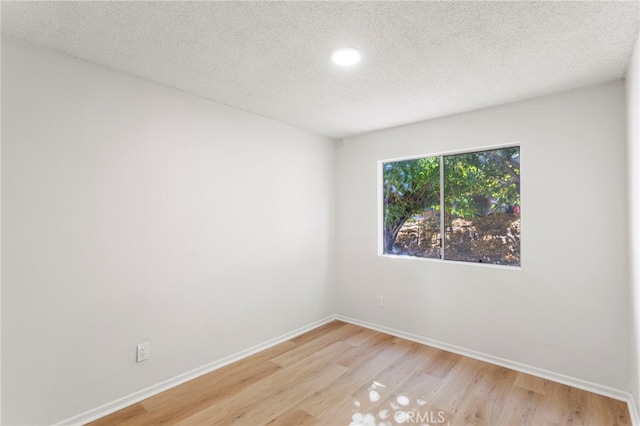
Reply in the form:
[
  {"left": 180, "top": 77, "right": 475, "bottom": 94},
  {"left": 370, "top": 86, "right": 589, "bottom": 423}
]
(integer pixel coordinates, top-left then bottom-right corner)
[{"left": 332, "top": 47, "right": 361, "bottom": 66}]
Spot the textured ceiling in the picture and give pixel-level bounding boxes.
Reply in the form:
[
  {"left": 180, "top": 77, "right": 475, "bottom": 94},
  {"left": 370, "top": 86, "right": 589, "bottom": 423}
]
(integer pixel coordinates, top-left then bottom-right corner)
[{"left": 2, "top": 1, "right": 639, "bottom": 139}]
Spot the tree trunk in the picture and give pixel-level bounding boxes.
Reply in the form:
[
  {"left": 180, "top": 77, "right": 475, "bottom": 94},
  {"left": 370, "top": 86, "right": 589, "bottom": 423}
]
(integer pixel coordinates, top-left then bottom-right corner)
[{"left": 383, "top": 220, "right": 407, "bottom": 254}]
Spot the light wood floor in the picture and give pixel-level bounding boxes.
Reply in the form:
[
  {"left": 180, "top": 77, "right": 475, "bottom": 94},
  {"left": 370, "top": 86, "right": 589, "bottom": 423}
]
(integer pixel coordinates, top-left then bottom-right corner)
[{"left": 89, "top": 321, "right": 631, "bottom": 425}]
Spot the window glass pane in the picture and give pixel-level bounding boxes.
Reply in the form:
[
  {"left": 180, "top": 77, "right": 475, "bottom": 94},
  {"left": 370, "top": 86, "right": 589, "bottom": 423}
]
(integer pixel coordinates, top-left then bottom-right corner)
[
  {"left": 443, "top": 147, "right": 520, "bottom": 265},
  {"left": 382, "top": 157, "right": 440, "bottom": 258}
]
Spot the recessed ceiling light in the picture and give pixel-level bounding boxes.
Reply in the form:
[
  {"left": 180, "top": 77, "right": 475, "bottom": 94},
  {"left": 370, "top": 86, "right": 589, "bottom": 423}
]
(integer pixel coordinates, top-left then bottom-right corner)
[{"left": 332, "top": 47, "right": 361, "bottom": 66}]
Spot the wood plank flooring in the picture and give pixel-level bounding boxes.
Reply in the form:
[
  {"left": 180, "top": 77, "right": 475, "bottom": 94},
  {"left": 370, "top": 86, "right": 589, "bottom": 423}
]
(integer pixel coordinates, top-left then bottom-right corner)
[{"left": 89, "top": 321, "right": 631, "bottom": 425}]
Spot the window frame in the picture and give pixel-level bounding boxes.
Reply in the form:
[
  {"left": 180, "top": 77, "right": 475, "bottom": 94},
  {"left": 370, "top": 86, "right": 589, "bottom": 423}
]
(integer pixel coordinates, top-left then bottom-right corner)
[{"left": 378, "top": 143, "right": 522, "bottom": 269}]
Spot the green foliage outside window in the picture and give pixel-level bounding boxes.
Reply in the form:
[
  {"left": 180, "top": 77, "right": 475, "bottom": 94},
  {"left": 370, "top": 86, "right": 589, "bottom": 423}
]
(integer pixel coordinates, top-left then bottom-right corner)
[{"left": 382, "top": 147, "right": 520, "bottom": 266}]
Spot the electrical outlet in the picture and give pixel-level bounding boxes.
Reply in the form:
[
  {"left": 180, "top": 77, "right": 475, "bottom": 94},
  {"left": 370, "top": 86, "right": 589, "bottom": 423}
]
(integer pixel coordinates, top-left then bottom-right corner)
[
  {"left": 376, "top": 295, "right": 383, "bottom": 307},
  {"left": 137, "top": 341, "right": 150, "bottom": 362}
]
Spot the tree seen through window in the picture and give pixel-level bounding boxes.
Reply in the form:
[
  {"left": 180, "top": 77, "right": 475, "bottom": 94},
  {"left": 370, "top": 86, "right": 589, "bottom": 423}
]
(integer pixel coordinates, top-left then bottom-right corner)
[{"left": 382, "top": 146, "right": 520, "bottom": 266}]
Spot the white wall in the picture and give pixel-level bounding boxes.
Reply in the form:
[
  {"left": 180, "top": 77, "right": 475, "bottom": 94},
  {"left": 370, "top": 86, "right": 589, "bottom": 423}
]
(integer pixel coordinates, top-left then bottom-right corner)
[
  {"left": 0, "top": 5, "right": 4, "bottom": 423},
  {"left": 336, "top": 81, "right": 630, "bottom": 392},
  {"left": 628, "top": 32, "right": 640, "bottom": 415},
  {"left": 1, "top": 38, "right": 336, "bottom": 425}
]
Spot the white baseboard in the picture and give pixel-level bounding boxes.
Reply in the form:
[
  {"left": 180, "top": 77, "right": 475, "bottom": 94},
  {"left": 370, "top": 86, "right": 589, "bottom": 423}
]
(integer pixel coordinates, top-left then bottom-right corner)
[
  {"left": 629, "top": 397, "right": 640, "bottom": 426},
  {"left": 55, "top": 313, "right": 637, "bottom": 425},
  {"left": 54, "top": 315, "right": 337, "bottom": 426},
  {"left": 335, "top": 315, "right": 635, "bottom": 414}
]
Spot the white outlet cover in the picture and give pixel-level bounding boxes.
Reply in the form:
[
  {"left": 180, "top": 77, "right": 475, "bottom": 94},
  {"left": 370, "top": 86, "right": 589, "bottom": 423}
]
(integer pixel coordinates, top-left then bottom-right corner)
[{"left": 137, "top": 342, "right": 150, "bottom": 362}]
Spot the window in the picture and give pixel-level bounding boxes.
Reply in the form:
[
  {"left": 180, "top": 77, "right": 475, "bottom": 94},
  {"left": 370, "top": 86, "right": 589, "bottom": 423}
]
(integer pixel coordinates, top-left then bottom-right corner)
[{"left": 382, "top": 146, "right": 520, "bottom": 266}]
